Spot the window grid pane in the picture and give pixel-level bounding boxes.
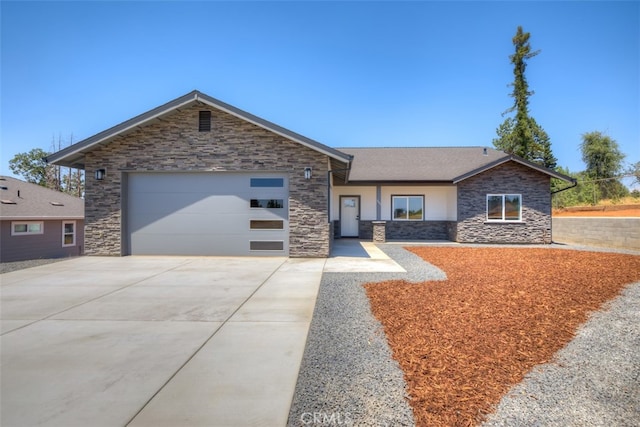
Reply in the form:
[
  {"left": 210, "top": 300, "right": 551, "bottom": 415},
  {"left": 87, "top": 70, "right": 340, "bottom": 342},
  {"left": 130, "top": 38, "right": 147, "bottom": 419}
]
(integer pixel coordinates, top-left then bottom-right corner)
[
  {"left": 393, "top": 197, "right": 408, "bottom": 220},
  {"left": 250, "top": 199, "right": 284, "bottom": 208},
  {"left": 504, "top": 195, "right": 521, "bottom": 220},
  {"left": 250, "top": 220, "right": 284, "bottom": 230},
  {"left": 250, "top": 178, "right": 284, "bottom": 188},
  {"left": 408, "top": 197, "right": 423, "bottom": 220},
  {"left": 487, "top": 196, "right": 503, "bottom": 220}
]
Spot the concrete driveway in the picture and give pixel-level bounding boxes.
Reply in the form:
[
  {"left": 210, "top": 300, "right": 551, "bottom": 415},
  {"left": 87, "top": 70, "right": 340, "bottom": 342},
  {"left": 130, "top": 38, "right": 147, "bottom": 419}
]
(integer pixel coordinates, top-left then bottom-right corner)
[{"left": 1, "top": 255, "right": 325, "bottom": 427}]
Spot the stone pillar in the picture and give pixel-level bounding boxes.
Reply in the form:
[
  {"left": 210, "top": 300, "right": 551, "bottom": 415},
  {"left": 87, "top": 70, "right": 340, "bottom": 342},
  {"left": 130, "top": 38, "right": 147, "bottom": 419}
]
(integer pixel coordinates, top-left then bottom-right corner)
[{"left": 372, "top": 221, "right": 386, "bottom": 243}]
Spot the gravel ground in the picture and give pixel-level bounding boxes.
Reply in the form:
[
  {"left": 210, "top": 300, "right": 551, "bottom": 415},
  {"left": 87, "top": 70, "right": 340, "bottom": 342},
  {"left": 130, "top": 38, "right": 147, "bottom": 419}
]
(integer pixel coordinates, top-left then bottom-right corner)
[
  {"left": 0, "top": 258, "right": 70, "bottom": 274},
  {"left": 289, "top": 243, "right": 640, "bottom": 427},
  {"left": 287, "top": 245, "right": 445, "bottom": 426},
  {"left": 482, "top": 280, "right": 640, "bottom": 427}
]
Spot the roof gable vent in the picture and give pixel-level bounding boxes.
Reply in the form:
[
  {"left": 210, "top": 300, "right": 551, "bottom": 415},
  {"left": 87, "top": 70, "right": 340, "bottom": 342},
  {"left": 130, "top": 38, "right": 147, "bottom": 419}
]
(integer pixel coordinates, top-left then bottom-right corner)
[
  {"left": 199, "top": 111, "right": 211, "bottom": 132},
  {"left": 1, "top": 199, "right": 16, "bottom": 204},
  {"left": 50, "top": 201, "right": 64, "bottom": 206}
]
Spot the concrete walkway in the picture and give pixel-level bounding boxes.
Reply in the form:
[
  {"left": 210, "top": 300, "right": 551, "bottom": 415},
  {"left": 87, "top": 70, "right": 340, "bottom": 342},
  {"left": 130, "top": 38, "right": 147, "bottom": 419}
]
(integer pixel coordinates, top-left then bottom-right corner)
[{"left": 1, "top": 256, "right": 325, "bottom": 427}]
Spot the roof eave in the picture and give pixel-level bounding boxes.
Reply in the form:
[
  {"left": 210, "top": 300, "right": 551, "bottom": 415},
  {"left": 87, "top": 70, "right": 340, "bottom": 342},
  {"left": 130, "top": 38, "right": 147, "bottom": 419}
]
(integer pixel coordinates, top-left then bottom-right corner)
[
  {"left": 46, "top": 91, "right": 201, "bottom": 168},
  {"left": 453, "top": 155, "right": 576, "bottom": 184}
]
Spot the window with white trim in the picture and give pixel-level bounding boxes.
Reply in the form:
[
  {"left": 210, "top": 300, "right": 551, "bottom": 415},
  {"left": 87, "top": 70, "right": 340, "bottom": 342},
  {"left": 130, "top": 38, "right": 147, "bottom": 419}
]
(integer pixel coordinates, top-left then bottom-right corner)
[
  {"left": 11, "top": 221, "right": 43, "bottom": 236},
  {"left": 392, "top": 196, "right": 424, "bottom": 221},
  {"left": 486, "top": 194, "right": 522, "bottom": 221},
  {"left": 62, "top": 221, "right": 76, "bottom": 246}
]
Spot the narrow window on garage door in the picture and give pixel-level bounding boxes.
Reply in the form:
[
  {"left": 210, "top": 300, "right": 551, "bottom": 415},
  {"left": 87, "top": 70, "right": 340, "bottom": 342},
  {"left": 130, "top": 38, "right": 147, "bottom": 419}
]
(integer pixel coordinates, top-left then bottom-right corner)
[{"left": 249, "top": 177, "right": 287, "bottom": 252}]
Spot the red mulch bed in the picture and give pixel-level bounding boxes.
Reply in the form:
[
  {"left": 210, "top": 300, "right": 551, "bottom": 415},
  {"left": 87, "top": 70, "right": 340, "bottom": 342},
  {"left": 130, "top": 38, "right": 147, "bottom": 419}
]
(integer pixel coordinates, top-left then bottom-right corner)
[{"left": 364, "top": 247, "right": 640, "bottom": 427}]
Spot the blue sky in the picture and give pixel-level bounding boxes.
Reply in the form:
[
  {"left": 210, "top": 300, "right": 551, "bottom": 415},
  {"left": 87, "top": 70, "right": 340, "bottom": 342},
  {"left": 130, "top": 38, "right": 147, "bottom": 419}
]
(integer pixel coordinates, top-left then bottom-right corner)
[{"left": 2, "top": 1, "right": 638, "bottom": 184}]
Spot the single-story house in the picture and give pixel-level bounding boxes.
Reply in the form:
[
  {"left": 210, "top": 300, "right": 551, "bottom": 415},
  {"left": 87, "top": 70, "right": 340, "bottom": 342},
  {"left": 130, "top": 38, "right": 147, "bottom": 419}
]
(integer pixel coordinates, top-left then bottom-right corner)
[
  {"left": 46, "top": 90, "right": 573, "bottom": 258},
  {"left": 0, "top": 176, "right": 84, "bottom": 262}
]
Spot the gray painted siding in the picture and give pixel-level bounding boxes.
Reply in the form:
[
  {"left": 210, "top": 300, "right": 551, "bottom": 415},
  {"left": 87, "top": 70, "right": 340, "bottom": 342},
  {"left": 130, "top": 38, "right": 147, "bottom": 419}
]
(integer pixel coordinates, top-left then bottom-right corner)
[
  {"left": 456, "top": 162, "right": 552, "bottom": 243},
  {"left": 0, "top": 220, "right": 84, "bottom": 262}
]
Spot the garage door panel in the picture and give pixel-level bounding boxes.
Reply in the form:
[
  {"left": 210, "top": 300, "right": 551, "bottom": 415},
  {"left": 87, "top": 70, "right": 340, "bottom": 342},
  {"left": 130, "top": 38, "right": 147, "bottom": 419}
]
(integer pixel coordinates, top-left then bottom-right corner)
[
  {"left": 129, "top": 173, "right": 251, "bottom": 194},
  {"left": 127, "top": 173, "right": 288, "bottom": 256},
  {"left": 130, "top": 234, "right": 252, "bottom": 256},
  {"left": 133, "top": 212, "right": 261, "bottom": 235}
]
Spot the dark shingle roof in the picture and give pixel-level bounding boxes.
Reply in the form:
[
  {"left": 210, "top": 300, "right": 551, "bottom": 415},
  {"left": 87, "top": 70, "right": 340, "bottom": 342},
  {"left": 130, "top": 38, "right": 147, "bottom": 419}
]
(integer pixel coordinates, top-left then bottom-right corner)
[
  {"left": 337, "top": 147, "right": 573, "bottom": 183},
  {"left": 0, "top": 176, "right": 84, "bottom": 220}
]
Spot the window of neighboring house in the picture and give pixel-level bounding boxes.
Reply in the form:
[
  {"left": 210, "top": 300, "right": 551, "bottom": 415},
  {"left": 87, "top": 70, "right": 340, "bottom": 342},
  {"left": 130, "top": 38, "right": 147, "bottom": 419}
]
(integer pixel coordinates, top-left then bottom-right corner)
[
  {"left": 392, "top": 196, "right": 424, "bottom": 221},
  {"left": 487, "top": 194, "right": 522, "bottom": 221},
  {"left": 11, "top": 221, "right": 44, "bottom": 236},
  {"left": 62, "top": 221, "right": 76, "bottom": 246}
]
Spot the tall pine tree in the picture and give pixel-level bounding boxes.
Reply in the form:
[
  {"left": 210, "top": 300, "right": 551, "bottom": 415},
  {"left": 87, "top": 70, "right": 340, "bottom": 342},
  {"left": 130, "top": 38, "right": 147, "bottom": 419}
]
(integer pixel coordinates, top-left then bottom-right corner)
[{"left": 493, "top": 26, "right": 557, "bottom": 169}]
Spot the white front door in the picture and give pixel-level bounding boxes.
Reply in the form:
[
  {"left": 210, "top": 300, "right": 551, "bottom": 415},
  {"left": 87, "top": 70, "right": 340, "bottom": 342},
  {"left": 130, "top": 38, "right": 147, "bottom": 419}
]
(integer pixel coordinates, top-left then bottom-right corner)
[{"left": 340, "top": 196, "right": 359, "bottom": 237}]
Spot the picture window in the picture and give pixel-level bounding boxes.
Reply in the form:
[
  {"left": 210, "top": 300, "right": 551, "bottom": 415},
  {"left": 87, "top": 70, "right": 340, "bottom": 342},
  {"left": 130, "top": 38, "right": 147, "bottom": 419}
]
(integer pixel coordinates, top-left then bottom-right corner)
[
  {"left": 487, "top": 194, "right": 522, "bottom": 221},
  {"left": 392, "top": 196, "right": 424, "bottom": 221}
]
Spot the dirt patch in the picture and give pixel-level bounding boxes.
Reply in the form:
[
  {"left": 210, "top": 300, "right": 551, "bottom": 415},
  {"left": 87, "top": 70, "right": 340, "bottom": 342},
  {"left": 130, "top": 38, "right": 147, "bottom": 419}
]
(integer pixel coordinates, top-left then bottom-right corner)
[
  {"left": 553, "top": 204, "right": 640, "bottom": 217},
  {"left": 364, "top": 247, "right": 640, "bottom": 427}
]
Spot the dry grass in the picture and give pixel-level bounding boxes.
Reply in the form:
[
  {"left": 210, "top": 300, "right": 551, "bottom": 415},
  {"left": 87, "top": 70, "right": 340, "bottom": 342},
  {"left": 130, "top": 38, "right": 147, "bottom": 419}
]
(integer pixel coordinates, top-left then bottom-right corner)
[{"left": 364, "top": 247, "right": 640, "bottom": 427}]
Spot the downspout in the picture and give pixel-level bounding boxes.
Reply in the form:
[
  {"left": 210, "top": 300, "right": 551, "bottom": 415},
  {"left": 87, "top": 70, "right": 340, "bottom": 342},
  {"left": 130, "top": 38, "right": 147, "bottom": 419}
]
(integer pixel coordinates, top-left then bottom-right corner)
[
  {"left": 550, "top": 179, "right": 577, "bottom": 244},
  {"left": 551, "top": 179, "right": 578, "bottom": 195}
]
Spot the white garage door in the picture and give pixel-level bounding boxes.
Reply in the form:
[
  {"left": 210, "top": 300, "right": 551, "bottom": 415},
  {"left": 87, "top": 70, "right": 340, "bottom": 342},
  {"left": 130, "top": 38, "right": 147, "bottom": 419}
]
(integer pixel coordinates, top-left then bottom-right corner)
[{"left": 126, "top": 173, "right": 288, "bottom": 256}]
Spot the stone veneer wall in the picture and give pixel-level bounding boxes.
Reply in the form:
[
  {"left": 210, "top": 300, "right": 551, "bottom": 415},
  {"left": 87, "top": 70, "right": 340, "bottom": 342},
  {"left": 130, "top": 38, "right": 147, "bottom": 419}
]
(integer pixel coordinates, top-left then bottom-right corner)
[
  {"left": 455, "top": 162, "right": 552, "bottom": 243},
  {"left": 84, "top": 102, "right": 331, "bottom": 257},
  {"left": 358, "top": 220, "right": 455, "bottom": 240}
]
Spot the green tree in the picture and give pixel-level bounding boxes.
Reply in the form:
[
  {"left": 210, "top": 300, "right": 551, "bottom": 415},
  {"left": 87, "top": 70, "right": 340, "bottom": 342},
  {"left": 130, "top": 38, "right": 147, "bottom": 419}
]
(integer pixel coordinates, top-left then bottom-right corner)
[
  {"left": 551, "top": 168, "right": 601, "bottom": 208},
  {"left": 8, "top": 148, "right": 52, "bottom": 186},
  {"left": 627, "top": 160, "right": 640, "bottom": 186},
  {"left": 580, "top": 131, "right": 627, "bottom": 199},
  {"left": 8, "top": 144, "right": 84, "bottom": 197},
  {"left": 493, "top": 26, "right": 557, "bottom": 169}
]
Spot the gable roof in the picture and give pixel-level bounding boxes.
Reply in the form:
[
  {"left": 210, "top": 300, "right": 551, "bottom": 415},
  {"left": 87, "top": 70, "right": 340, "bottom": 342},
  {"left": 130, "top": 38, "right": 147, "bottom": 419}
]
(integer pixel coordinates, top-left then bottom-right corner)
[
  {"left": 0, "top": 176, "right": 84, "bottom": 220},
  {"left": 46, "top": 90, "right": 353, "bottom": 169},
  {"left": 337, "top": 147, "right": 575, "bottom": 183}
]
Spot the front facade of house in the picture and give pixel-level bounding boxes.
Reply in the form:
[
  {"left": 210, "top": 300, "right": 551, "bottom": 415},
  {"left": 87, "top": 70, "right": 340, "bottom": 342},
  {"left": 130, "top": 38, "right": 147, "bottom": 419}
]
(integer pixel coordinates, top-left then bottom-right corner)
[
  {"left": 47, "top": 90, "right": 573, "bottom": 258},
  {"left": 0, "top": 176, "right": 85, "bottom": 262}
]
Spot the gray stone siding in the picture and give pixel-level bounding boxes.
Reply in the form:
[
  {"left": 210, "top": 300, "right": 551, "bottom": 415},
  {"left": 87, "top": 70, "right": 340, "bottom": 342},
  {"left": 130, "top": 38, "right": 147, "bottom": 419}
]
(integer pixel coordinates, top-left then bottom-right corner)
[
  {"left": 358, "top": 220, "right": 455, "bottom": 241},
  {"left": 358, "top": 220, "right": 373, "bottom": 239},
  {"left": 84, "top": 102, "right": 331, "bottom": 257},
  {"left": 456, "top": 162, "right": 552, "bottom": 243}
]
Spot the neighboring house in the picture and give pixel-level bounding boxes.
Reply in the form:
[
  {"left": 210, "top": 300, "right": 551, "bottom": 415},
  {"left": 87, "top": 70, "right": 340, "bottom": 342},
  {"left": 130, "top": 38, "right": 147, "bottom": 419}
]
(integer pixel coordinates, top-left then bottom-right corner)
[
  {"left": 0, "top": 176, "right": 84, "bottom": 262},
  {"left": 46, "top": 90, "right": 573, "bottom": 258}
]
